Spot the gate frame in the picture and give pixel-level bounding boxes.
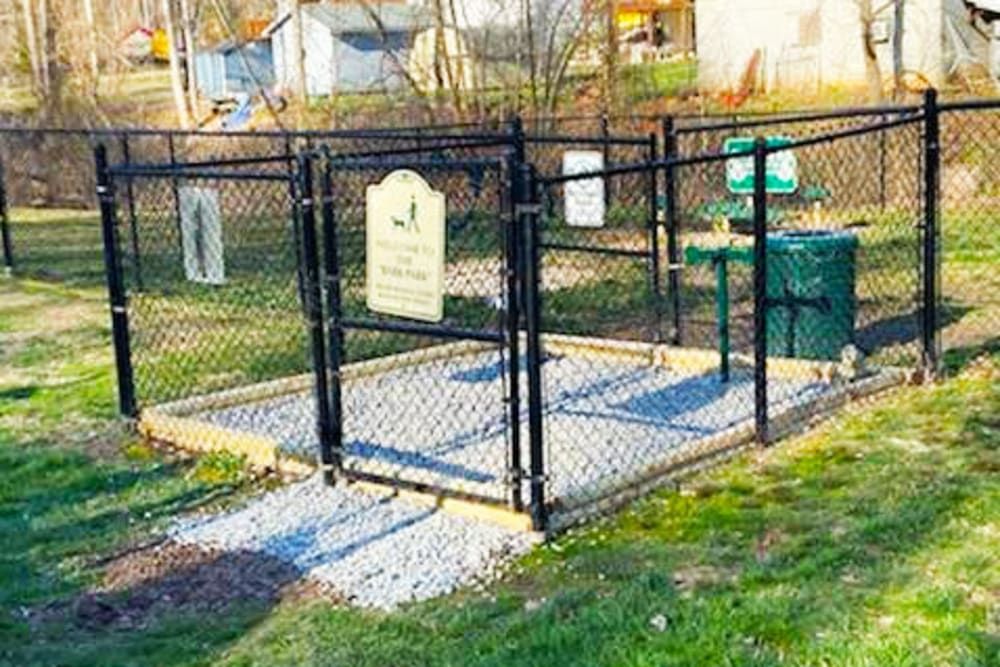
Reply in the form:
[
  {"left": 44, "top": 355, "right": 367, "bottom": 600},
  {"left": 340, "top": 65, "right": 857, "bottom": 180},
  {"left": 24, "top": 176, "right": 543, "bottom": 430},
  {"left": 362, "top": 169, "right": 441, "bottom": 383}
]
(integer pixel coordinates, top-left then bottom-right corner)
[{"left": 312, "top": 149, "right": 543, "bottom": 520}]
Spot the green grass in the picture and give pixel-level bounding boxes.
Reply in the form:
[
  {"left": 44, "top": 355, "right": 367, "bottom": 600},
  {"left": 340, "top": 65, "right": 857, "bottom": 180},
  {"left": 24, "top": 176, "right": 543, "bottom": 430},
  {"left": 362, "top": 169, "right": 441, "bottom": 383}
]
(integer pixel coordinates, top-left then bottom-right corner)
[
  {"left": 620, "top": 60, "right": 699, "bottom": 104},
  {"left": 2, "top": 276, "right": 999, "bottom": 665},
  {"left": 5, "top": 208, "right": 106, "bottom": 287}
]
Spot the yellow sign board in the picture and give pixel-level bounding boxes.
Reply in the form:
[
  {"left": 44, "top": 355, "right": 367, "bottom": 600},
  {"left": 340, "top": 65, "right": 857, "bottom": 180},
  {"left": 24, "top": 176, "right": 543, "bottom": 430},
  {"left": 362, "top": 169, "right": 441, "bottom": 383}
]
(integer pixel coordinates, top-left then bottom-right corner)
[{"left": 366, "top": 170, "right": 446, "bottom": 322}]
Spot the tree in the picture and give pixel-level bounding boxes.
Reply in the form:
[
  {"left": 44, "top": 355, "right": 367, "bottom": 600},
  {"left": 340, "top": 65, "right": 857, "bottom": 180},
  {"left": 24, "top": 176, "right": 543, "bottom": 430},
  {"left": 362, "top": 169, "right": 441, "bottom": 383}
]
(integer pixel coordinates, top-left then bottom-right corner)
[
  {"left": 82, "top": 0, "right": 100, "bottom": 102},
  {"left": 179, "top": 0, "right": 199, "bottom": 119},
  {"left": 281, "top": 0, "right": 307, "bottom": 105},
  {"left": 19, "top": 0, "right": 43, "bottom": 98},
  {"left": 856, "top": 0, "right": 903, "bottom": 102},
  {"left": 602, "top": 0, "right": 618, "bottom": 114},
  {"left": 162, "top": 0, "right": 191, "bottom": 127}
]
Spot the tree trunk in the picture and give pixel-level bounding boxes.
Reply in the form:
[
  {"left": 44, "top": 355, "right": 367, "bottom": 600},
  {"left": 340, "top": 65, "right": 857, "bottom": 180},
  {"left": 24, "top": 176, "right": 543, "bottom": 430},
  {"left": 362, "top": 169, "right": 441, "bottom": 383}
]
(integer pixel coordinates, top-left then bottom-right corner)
[
  {"left": 858, "top": 0, "right": 885, "bottom": 102},
  {"left": 38, "top": 0, "right": 51, "bottom": 96},
  {"left": 83, "top": 0, "right": 100, "bottom": 102},
  {"left": 523, "top": 0, "right": 538, "bottom": 115},
  {"left": 284, "top": 0, "right": 307, "bottom": 104},
  {"left": 162, "top": 0, "right": 191, "bottom": 128},
  {"left": 603, "top": 0, "right": 619, "bottom": 114},
  {"left": 179, "top": 0, "right": 199, "bottom": 119},
  {"left": 432, "top": 0, "right": 462, "bottom": 114},
  {"left": 892, "top": 0, "right": 905, "bottom": 100},
  {"left": 19, "top": 0, "right": 43, "bottom": 98}
]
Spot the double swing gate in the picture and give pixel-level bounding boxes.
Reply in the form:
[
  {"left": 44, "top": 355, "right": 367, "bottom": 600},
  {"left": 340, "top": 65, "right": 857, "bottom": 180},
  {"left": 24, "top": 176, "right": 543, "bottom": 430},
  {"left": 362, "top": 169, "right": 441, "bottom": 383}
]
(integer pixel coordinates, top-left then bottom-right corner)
[{"left": 94, "top": 105, "right": 942, "bottom": 531}]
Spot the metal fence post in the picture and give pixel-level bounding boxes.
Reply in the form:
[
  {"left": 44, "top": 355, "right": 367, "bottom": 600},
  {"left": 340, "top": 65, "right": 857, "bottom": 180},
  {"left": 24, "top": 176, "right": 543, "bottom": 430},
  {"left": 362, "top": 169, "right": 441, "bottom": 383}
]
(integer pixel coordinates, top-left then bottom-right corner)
[
  {"left": 166, "top": 132, "right": 184, "bottom": 251},
  {"left": 600, "top": 114, "right": 611, "bottom": 208},
  {"left": 119, "top": 134, "right": 144, "bottom": 291},
  {"left": 94, "top": 143, "right": 137, "bottom": 418},
  {"left": 319, "top": 156, "right": 344, "bottom": 482},
  {"left": 519, "top": 162, "right": 547, "bottom": 531},
  {"left": 506, "top": 117, "right": 525, "bottom": 512},
  {"left": 287, "top": 134, "right": 308, "bottom": 315},
  {"left": 662, "top": 116, "right": 682, "bottom": 345},
  {"left": 647, "top": 132, "right": 664, "bottom": 343},
  {"left": 752, "top": 137, "right": 769, "bottom": 445},
  {"left": 298, "top": 152, "right": 337, "bottom": 484},
  {"left": 0, "top": 153, "right": 12, "bottom": 275},
  {"left": 878, "top": 112, "right": 888, "bottom": 210},
  {"left": 922, "top": 88, "right": 941, "bottom": 377}
]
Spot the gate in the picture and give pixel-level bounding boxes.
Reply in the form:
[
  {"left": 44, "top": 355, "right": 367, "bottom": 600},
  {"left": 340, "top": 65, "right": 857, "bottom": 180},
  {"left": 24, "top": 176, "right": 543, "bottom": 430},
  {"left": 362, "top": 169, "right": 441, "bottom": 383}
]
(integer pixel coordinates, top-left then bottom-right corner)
[{"left": 294, "top": 151, "right": 525, "bottom": 509}]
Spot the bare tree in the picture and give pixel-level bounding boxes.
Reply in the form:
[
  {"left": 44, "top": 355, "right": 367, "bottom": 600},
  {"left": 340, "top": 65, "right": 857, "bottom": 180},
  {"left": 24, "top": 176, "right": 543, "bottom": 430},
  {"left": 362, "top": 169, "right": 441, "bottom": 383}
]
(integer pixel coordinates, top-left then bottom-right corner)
[
  {"left": 179, "top": 0, "right": 199, "bottom": 119},
  {"left": 602, "top": 0, "right": 618, "bottom": 113},
  {"left": 281, "top": 0, "right": 307, "bottom": 105},
  {"left": 162, "top": 0, "right": 192, "bottom": 127},
  {"left": 19, "top": 0, "right": 43, "bottom": 97},
  {"left": 82, "top": 0, "right": 100, "bottom": 102},
  {"left": 38, "top": 0, "right": 51, "bottom": 96},
  {"left": 528, "top": 0, "right": 597, "bottom": 115},
  {"left": 856, "top": 0, "right": 901, "bottom": 102}
]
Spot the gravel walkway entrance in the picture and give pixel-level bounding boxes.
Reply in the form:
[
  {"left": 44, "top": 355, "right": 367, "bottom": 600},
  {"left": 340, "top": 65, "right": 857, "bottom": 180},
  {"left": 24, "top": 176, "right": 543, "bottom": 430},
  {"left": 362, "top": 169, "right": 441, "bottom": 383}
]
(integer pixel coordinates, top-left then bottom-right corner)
[{"left": 168, "top": 476, "right": 538, "bottom": 609}]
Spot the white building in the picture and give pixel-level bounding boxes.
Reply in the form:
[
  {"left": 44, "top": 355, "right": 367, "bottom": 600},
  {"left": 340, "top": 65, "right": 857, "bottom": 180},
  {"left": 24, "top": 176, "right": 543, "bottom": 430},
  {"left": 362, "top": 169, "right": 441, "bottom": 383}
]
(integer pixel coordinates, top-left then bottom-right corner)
[{"left": 695, "top": 0, "right": 996, "bottom": 93}]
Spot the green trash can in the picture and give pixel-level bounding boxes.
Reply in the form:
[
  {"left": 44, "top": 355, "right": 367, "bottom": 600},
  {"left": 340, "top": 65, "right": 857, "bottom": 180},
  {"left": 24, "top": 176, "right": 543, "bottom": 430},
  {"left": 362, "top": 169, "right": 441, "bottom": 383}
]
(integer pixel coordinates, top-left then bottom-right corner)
[{"left": 766, "top": 230, "right": 858, "bottom": 361}]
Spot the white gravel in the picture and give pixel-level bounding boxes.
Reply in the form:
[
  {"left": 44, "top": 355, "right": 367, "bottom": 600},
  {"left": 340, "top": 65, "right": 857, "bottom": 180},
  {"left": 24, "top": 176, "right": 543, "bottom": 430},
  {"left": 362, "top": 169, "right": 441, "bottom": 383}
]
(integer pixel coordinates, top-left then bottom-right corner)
[
  {"left": 169, "top": 475, "right": 539, "bottom": 610},
  {"left": 200, "top": 350, "right": 831, "bottom": 503}
]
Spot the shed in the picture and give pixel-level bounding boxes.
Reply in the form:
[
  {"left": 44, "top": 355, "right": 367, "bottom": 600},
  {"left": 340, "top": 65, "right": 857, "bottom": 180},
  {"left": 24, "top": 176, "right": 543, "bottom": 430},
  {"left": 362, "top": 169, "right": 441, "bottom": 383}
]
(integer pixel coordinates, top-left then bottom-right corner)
[
  {"left": 266, "top": 3, "right": 430, "bottom": 96},
  {"left": 194, "top": 39, "right": 275, "bottom": 101}
]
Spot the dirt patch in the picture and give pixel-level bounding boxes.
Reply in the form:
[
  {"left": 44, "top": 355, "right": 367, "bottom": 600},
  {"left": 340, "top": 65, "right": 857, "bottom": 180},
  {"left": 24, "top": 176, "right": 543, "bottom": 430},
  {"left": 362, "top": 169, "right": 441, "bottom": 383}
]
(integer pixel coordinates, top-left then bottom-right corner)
[{"left": 31, "top": 540, "right": 338, "bottom": 632}]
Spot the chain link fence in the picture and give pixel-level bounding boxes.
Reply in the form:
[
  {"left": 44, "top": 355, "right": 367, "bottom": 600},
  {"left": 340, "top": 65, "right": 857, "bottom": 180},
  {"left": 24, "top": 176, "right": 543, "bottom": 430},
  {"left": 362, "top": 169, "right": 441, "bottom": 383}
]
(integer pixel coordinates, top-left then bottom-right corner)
[
  {"left": 5, "top": 93, "right": 998, "bottom": 531},
  {"left": 938, "top": 104, "right": 1000, "bottom": 365}
]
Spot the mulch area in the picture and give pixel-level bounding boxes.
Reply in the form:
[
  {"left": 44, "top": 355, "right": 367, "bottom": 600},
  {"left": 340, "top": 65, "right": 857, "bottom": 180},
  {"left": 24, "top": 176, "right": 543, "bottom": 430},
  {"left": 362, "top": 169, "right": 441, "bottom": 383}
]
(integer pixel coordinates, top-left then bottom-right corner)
[{"left": 31, "top": 541, "right": 339, "bottom": 632}]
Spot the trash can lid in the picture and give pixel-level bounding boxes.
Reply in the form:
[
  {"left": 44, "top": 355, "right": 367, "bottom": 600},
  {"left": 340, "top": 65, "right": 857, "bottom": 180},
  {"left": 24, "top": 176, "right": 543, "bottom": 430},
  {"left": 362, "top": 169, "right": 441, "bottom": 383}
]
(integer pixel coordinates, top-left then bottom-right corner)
[{"left": 766, "top": 229, "right": 858, "bottom": 251}]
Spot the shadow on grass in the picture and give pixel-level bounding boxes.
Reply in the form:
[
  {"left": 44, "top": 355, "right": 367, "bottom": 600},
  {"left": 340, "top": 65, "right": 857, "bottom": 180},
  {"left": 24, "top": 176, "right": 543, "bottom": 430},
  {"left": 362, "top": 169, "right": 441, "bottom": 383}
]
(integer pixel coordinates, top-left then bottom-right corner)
[
  {"left": 19, "top": 545, "right": 323, "bottom": 667},
  {"left": 942, "top": 336, "right": 1000, "bottom": 375},
  {"left": 0, "top": 438, "right": 285, "bottom": 667}
]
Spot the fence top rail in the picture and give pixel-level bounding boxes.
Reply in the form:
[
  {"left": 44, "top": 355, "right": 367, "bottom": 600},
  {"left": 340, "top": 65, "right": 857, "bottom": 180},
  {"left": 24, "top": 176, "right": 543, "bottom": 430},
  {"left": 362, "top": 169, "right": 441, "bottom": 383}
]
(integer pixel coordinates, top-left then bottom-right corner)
[
  {"left": 0, "top": 124, "right": 515, "bottom": 143},
  {"left": 524, "top": 133, "right": 649, "bottom": 146},
  {"left": 766, "top": 112, "right": 924, "bottom": 154},
  {"left": 528, "top": 103, "right": 917, "bottom": 126},
  {"left": 322, "top": 155, "right": 507, "bottom": 172},
  {"left": 105, "top": 164, "right": 294, "bottom": 182},
  {"left": 938, "top": 97, "right": 1000, "bottom": 112},
  {"left": 124, "top": 153, "right": 299, "bottom": 171},
  {"left": 539, "top": 110, "right": 926, "bottom": 186},
  {"left": 674, "top": 104, "right": 921, "bottom": 136},
  {"left": 317, "top": 137, "right": 512, "bottom": 161}
]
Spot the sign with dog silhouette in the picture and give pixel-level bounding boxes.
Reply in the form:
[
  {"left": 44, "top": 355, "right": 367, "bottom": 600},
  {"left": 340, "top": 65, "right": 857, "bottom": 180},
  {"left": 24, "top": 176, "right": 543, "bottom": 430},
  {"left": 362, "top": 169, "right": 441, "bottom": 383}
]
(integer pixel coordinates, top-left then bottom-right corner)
[{"left": 366, "top": 170, "right": 446, "bottom": 322}]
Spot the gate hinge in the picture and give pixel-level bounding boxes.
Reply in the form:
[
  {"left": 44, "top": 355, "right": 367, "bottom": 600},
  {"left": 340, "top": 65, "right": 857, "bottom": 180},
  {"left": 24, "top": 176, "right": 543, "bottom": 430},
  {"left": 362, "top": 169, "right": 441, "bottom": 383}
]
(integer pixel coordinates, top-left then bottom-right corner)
[{"left": 515, "top": 203, "right": 542, "bottom": 216}]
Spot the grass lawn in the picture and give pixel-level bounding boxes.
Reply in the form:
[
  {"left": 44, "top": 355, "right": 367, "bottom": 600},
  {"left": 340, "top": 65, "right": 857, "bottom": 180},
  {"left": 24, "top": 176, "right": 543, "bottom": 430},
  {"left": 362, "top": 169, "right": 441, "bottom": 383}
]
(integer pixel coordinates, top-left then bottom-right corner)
[{"left": 2, "top": 274, "right": 998, "bottom": 665}]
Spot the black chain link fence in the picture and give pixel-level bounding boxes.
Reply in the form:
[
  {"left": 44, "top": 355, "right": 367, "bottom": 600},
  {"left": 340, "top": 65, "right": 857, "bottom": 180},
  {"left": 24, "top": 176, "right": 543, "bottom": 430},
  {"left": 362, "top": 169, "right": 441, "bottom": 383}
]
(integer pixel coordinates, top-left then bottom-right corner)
[
  {"left": 4, "top": 93, "right": 998, "bottom": 531},
  {"left": 938, "top": 104, "right": 1000, "bottom": 365}
]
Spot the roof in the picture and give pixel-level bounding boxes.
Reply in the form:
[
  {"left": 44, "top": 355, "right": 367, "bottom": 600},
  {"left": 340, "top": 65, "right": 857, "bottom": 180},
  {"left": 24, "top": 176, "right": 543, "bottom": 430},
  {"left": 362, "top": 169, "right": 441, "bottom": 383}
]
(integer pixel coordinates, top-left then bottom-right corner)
[
  {"left": 967, "top": 0, "right": 1000, "bottom": 12},
  {"left": 203, "top": 37, "right": 270, "bottom": 55},
  {"left": 264, "top": 2, "right": 430, "bottom": 37}
]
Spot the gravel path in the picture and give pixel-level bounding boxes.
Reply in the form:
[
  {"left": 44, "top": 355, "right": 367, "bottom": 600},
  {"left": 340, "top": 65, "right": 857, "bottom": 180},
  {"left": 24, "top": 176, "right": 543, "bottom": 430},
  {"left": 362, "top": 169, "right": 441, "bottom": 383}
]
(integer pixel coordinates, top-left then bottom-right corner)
[
  {"left": 200, "top": 350, "right": 831, "bottom": 503},
  {"left": 168, "top": 476, "right": 538, "bottom": 610}
]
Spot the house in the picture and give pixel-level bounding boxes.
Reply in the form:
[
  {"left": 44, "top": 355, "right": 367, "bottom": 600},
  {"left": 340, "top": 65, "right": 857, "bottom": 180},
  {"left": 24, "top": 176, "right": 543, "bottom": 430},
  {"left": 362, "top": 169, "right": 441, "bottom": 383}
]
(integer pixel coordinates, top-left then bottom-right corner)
[
  {"left": 266, "top": 2, "right": 430, "bottom": 96},
  {"left": 695, "top": 0, "right": 997, "bottom": 93},
  {"left": 194, "top": 39, "right": 276, "bottom": 101},
  {"left": 617, "top": 0, "right": 695, "bottom": 63}
]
